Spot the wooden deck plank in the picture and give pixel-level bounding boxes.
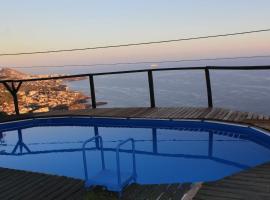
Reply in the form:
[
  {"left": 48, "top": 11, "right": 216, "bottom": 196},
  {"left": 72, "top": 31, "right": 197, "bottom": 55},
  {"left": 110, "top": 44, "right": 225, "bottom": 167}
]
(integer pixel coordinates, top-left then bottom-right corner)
[
  {"left": 4, "top": 174, "right": 55, "bottom": 200},
  {"left": 188, "top": 108, "right": 204, "bottom": 119},
  {"left": 184, "top": 107, "right": 199, "bottom": 118},
  {"left": 130, "top": 108, "right": 154, "bottom": 118},
  {"left": 235, "top": 111, "right": 248, "bottom": 122},
  {"left": 136, "top": 108, "right": 158, "bottom": 118},
  {"left": 177, "top": 107, "right": 193, "bottom": 118},
  {"left": 213, "top": 181, "right": 270, "bottom": 193},
  {"left": 251, "top": 112, "right": 260, "bottom": 120},
  {"left": 195, "top": 162, "right": 270, "bottom": 200},
  {"left": 216, "top": 108, "right": 229, "bottom": 119},
  {"left": 0, "top": 170, "right": 32, "bottom": 195},
  {"left": 197, "top": 108, "right": 212, "bottom": 119},
  {"left": 222, "top": 110, "right": 234, "bottom": 121},
  {"left": 169, "top": 107, "right": 187, "bottom": 119},
  {"left": 211, "top": 108, "right": 227, "bottom": 120},
  {"left": 145, "top": 108, "right": 166, "bottom": 118},
  {"left": 4, "top": 106, "right": 270, "bottom": 124},
  {"left": 227, "top": 110, "right": 239, "bottom": 121},
  {"left": 0, "top": 168, "right": 85, "bottom": 200},
  {"left": 124, "top": 108, "right": 148, "bottom": 118},
  {"left": 45, "top": 181, "right": 84, "bottom": 200},
  {"left": 204, "top": 108, "right": 222, "bottom": 119},
  {"left": 166, "top": 107, "right": 184, "bottom": 119},
  {"left": 264, "top": 115, "right": 270, "bottom": 120}
]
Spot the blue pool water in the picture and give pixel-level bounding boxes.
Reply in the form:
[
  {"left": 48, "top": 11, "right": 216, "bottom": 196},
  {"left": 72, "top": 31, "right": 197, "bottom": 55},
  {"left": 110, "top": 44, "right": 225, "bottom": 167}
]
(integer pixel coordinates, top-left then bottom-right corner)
[{"left": 0, "top": 117, "right": 270, "bottom": 185}]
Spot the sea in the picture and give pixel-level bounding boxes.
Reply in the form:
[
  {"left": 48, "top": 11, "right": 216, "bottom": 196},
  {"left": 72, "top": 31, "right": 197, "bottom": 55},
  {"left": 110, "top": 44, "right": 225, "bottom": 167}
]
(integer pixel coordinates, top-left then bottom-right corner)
[{"left": 20, "top": 58, "right": 270, "bottom": 115}]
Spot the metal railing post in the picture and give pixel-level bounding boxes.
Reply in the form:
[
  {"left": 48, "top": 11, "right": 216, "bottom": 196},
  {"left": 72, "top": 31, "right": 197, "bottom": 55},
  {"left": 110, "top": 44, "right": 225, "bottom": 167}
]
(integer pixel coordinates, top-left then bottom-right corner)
[
  {"left": 205, "top": 67, "right": 213, "bottom": 108},
  {"left": 89, "top": 75, "right": 97, "bottom": 109},
  {"left": 147, "top": 70, "right": 156, "bottom": 108}
]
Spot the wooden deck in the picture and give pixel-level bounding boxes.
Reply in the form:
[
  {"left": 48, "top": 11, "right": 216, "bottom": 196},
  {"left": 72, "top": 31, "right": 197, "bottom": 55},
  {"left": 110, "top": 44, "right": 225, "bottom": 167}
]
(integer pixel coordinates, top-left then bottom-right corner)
[
  {"left": 194, "top": 162, "right": 270, "bottom": 200},
  {"left": 0, "top": 167, "right": 192, "bottom": 200},
  {"left": 0, "top": 168, "right": 85, "bottom": 200},
  {"left": 3, "top": 107, "right": 270, "bottom": 131},
  {"left": 2, "top": 107, "right": 270, "bottom": 124},
  {"left": 1, "top": 107, "right": 270, "bottom": 199}
]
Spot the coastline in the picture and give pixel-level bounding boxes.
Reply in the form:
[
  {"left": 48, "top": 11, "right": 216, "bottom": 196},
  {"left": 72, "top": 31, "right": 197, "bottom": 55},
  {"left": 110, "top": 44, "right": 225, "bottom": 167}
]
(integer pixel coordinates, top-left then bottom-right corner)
[{"left": 0, "top": 68, "right": 107, "bottom": 115}]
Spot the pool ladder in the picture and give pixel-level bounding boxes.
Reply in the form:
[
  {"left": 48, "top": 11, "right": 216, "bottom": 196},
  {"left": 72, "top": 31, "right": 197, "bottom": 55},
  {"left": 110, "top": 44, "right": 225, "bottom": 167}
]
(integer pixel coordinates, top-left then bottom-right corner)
[{"left": 82, "top": 136, "right": 137, "bottom": 194}]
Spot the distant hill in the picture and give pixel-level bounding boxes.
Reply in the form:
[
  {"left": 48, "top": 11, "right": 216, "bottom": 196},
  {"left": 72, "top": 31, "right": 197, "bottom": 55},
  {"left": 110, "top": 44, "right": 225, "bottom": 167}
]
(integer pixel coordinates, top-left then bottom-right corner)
[
  {"left": 0, "top": 67, "right": 32, "bottom": 80},
  {"left": 0, "top": 67, "right": 86, "bottom": 82},
  {"left": 0, "top": 67, "right": 96, "bottom": 115}
]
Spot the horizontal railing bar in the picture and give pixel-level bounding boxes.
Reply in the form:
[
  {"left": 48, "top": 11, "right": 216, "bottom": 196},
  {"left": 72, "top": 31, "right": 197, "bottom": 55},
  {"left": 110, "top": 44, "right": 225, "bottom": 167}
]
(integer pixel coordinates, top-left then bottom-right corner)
[
  {"left": 0, "top": 67, "right": 203, "bottom": 83},
  {"left": 91, "top": 66, "right": 205, "bottom": 76},
  {"left": 208, "top": 65, "right": 270, "bottom": 70},
  {"left": 1, "top": 65, "right": 270, "bottom": 83},
  {"left": 92, "top": 69, "right": 150, "bottom": 76},
  {"left": 0, "top": 73, "right": 91, "bottom": 83},
  {"left": 0, "top": 67, "right": 204, "bottom": 82}
]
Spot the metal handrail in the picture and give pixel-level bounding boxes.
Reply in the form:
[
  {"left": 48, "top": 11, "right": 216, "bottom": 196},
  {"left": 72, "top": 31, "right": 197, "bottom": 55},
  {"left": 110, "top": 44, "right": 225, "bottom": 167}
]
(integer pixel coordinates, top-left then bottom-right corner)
[
  {"left": 116, "top": 138, "right": 136, "bottom": 185},
  {"left": 82, "top": 135, "right": 105, "bottom": 180},
  {"left": 2, "top": 65, "right": 270, "bottom": 115},
  {"left": 2, "top": 65, "right": 270, "bottom": 83}
]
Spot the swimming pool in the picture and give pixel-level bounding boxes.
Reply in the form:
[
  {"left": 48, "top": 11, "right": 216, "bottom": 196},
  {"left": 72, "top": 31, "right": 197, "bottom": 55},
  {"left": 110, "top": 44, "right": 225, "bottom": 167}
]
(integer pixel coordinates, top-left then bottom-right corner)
[{"left": 0, "top": 117, "right": 270, "bottom": 186}]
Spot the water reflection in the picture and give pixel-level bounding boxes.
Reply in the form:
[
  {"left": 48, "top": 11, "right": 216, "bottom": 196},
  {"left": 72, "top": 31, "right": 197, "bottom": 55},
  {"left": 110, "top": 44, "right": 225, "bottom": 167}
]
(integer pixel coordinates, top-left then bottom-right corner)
[{"left": 0, "top": 127, "right": 254, "bottom": 170}]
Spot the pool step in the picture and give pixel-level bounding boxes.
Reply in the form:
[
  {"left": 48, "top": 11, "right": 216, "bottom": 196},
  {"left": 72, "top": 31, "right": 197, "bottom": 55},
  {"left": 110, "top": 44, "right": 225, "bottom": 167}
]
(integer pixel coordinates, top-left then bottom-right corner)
[
  {"left": 82, "top": 136, "right": 137, "bottom": 194},
  {"left": 85, "top": 169, "right": 134, "bottom": 191}
]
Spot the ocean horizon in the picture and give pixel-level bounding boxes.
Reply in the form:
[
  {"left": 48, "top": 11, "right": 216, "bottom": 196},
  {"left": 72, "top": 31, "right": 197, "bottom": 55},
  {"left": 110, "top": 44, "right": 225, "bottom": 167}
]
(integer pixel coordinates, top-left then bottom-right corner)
[{"left": 16, "top": 60, "right": 270, "bottom": 115}]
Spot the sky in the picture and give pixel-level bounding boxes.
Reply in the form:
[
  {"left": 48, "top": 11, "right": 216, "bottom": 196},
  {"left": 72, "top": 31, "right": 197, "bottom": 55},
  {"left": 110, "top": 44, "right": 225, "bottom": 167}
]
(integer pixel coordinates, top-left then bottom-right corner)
[{"left": 0, "top": 0, "right": 270, "bottom": 68}]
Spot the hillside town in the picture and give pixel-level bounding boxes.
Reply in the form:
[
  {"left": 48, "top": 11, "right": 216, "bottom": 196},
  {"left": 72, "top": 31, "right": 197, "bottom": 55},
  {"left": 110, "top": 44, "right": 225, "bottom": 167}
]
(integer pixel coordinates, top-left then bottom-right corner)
[{"left": 0, "top": 68, "right": 103, "bottom": 115}]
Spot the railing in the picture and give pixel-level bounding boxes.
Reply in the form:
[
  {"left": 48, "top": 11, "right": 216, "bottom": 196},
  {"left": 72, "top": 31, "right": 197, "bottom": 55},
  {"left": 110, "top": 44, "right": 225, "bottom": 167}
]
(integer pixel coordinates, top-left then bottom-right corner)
[{"left": 1, "top": 65, "right": 270, "bottom": 115}]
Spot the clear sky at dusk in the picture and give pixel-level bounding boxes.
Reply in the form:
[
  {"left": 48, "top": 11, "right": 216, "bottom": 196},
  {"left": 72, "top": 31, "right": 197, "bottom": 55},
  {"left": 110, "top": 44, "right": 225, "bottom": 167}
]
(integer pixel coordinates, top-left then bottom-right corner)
[{"left": 0, "top": 0, "right": 270, "bottom": 68}]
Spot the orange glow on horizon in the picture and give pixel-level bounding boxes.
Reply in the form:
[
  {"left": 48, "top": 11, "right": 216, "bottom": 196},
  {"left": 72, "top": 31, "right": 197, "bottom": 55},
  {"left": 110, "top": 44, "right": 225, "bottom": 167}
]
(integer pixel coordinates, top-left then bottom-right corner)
[{"left": 1, "top": 33, "right": 270, "bottom": 68}]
